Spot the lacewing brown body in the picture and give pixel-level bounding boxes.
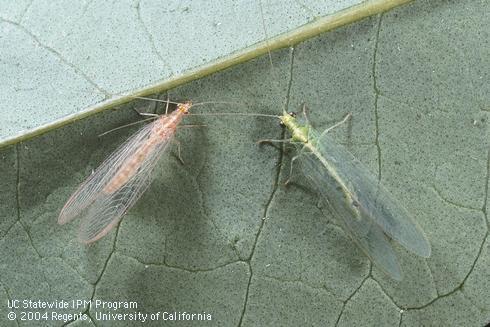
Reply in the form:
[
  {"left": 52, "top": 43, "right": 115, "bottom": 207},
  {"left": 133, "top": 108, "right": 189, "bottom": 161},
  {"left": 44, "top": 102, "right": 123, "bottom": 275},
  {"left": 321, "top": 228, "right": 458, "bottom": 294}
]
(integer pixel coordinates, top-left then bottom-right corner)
[{"left": 58, "top": 102, "right": 192, "bottom": 244}]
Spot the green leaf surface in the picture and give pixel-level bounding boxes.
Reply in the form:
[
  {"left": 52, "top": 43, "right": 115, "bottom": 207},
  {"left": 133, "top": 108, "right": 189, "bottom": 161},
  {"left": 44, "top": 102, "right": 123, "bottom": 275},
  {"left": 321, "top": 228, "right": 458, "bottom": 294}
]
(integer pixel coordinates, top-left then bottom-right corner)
[{"left": 1, "top": 0, "right": 489, "bottom": 326}]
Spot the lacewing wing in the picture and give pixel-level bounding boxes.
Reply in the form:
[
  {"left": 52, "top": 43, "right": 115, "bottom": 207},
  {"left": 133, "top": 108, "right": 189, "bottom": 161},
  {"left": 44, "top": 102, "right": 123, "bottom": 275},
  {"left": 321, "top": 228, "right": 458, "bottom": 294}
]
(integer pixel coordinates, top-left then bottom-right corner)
[
  {"left": 279, "top": 112, "right": 431, "bottom": 280},
  {"left": 58, "top": 102, "right": 192, "bottom": 244}
]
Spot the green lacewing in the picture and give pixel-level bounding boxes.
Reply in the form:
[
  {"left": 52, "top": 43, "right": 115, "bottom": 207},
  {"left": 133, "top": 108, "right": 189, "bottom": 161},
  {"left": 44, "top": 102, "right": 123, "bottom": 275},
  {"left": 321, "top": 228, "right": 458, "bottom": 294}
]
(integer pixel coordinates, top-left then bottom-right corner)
[
  {"left": 256, "top": 0, "right": 430, "bottom": 280},
  {"left": 269, "top": 110, "right": 431, "bottom": 280}
]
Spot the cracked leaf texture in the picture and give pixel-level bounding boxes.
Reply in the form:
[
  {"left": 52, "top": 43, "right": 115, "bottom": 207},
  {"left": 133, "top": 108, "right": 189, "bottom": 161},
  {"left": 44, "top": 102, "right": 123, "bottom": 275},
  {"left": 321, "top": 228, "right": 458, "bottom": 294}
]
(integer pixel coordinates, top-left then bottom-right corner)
[{"left": 1, "top": 0, "right": 489, "bottom": 326}]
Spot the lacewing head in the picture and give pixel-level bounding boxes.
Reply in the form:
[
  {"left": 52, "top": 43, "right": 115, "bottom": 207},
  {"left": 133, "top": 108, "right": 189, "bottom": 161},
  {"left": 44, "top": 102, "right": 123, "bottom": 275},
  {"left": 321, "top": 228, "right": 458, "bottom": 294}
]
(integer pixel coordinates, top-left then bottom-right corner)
[{"left": 177, "top": 101, "right": 192, "bottom": 114}]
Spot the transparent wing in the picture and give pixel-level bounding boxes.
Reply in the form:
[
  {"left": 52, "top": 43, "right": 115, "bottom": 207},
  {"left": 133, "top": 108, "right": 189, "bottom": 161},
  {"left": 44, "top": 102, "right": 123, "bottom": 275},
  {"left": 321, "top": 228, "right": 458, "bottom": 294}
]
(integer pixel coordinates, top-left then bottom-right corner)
[
  {"left": 58, "top": 120, "right": 159, "bottom": 225},
  {"left": 300, "top": 149, "right": 402, "bottom": 280},
  {"left": 305, "top": 128, "right": 431, "bottom": 258},
  {"left": 78, "top": 137, "right": 171, "bottom": 243}
]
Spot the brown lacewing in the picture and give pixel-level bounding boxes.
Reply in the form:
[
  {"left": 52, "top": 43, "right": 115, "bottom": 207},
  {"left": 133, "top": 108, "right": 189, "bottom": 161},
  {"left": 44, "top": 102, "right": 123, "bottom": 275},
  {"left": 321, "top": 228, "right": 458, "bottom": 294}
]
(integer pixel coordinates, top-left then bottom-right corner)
[
  {"left": 58, "top": 99, "right": 275, "bottom": 243},
  {"left": 58, "top": 102, "right": 192, "bottom": 243}
]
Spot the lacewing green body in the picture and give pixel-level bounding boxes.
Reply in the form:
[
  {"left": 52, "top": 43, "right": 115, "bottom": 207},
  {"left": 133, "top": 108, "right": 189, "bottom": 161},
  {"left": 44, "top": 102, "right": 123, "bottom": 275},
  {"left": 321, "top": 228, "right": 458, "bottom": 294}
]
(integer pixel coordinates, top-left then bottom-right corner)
[{"left": 280, "top": 112, "right": 431, "bottom": 280}]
